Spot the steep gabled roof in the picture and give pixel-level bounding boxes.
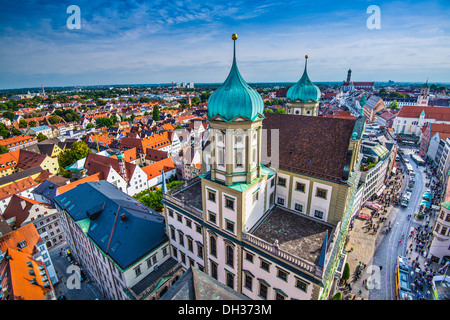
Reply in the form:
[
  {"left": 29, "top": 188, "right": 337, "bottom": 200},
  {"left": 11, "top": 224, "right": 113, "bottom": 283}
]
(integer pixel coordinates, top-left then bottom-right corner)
[{"left": 262, "top": 113, "right": 356, "bottom": 182}]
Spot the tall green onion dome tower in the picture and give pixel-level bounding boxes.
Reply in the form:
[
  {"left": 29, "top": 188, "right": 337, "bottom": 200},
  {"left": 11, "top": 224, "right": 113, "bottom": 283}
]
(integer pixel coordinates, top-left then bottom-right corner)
[
  {"left": 207, "top": 34, "right": 265, "bottom": 123},
  {"left": 207, "top": 34, "right": 265, "bottom": 186},
  {"left": 285, "top": 55, "right": 321, "bottom": 116}
]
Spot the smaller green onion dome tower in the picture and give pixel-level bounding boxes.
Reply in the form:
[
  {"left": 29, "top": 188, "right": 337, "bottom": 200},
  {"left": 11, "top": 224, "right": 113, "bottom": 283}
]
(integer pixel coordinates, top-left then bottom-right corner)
[{"left": 286, "top": 55, "right": 321, "bottom": 116}]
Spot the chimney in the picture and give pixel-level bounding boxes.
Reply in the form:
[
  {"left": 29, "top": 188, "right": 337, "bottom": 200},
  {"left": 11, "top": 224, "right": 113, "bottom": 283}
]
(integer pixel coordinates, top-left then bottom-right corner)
[{"left": 120, "top": 213, "right": 127, "bottom": 221}]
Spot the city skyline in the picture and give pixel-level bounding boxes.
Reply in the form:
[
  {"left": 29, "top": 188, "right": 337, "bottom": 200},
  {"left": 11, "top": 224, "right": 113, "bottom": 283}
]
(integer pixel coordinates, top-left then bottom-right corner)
[{"left": 0, "top": 0, "right": 449, "bottom": 90}]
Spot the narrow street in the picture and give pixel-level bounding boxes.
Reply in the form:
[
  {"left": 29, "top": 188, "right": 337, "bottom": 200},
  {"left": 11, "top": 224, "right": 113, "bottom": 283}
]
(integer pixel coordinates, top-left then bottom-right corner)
[
  {"left": 343, "top": 144, "right": 442, "bottom": 300},
  {"left": 370, "top": 146, "right": 425, "bottom": 300}
]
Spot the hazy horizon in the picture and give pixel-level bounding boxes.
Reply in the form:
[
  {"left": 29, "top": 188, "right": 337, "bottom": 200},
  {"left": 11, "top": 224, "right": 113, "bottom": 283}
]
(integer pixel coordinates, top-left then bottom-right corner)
[{"left": 1, "top": 1, "right": 449, "bottom": 90}]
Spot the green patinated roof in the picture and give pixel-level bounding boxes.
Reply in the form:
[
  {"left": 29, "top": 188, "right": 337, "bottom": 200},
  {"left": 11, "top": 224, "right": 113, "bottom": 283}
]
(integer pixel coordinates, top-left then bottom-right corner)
[
  {"left": 76, "top": 218, "right": 91, "bottom": 235},
  {"left": 286, "top": 56, "right": 321, "bottom": 103},
  {"left": 207, "top": 39, "right": 264, "bottom": 122},
  {"left": 199, "top": 165, "right": 275, "bottom": 192},
  {"left": 441, "top": 202, "right": 450, "bottom": 210}
]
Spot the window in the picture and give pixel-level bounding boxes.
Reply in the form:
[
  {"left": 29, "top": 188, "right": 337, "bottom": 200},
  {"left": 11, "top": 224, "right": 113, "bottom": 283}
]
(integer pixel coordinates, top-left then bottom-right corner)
[
  {"left": 270, "top": 178, "right": 275, "bottom": 187},
  {"left": 208, "top": 211, "right": 216, "bottom": 224},
  {"left": 225, "top": 198, "right": 234, "bottom": 210},
  {"left": 226, "top": 245, "right": 234, "bottom": 267},
  {"left": 210, "top": 261, "right": 218, "bottom": 280},
  {"left": 275, "top": 291, "right": 285, "bottom": 300},
  {"left": 168, "top": 209, "right": 174, "bottom": 218},
  {"left": 277, "top": 269, "right": 288, "bottom": 282},
  {"left": 259, "top": 282, "right": 268, "bottom": 300},
  {"left": 146, "top": 257, "right": 152, "bottom": 268},
  {"left": 208, "top": 191, "right": 216, "bottom": 202},
  {"left": 218, "top": 149, "right": 224, "bottom": 166},
  {"left": 178, "top": 231, "right": 184, "bottom": 246},
  {"left": 177, "top": 214, "right": 182, "bottom": 223},
  {"left": 296, "top": 279, "right": 308, "bottom": 292},
  {"left": 180, "top": 252, "right": 186, "bottom": 265},
  {"left": 172, "top": 246, "right": 178, "bottom": 259},
  {"left": 226, "top": 272, "right": 234, "bottom": 289},
  {"left": 170, "top": 226, "right": 176, "bottom": 240},
  {"left": 244, "top": 273, "right": 253, "bottom": 291},
  {"left": 225, "top": 220, "right": 234, "bottom": 233},
  {"left": 314, "top": 210, "right": 324, "bottom": 219},
  {"left": 187, "top": 237, "right": 193, "bottom": 252},
  {"left": 295, "top": 182, "right": 305, "bottom": 192},
  {"left": 260, "top": 259, "right": 270, "bottom": 272},
  {"left": 162, "top": 246, "right": 168, "bottom": 257},
  {"left": 210, "top": 236, "right": 217, "bottom": 257},
  {"left": 316, "top": 188, "right": 327, "bottom": 199},
  {"left": 277, "top": 197, "right": 285, "bottom": 206},
  {"left": 295, "top": 203, "right": 303, "bottom": 212},
  {"left": 253, "top": 191, "right": 259, "bottom": 204},
  {"left": 235, "top": 151, "right": 243, "bottom": 167},
  {"left": 278, "top": 177, "right": 286, "bottom": 187},
  {"left": 197, "top": 243, "right": 204, "bottom": 259},
  {"left": 195, "top": 224, "right": 202, "bottom": 234},
  {"left": 186, "top": 219, "right": 192, "bottom": 228},
  {"left": 245, "top": 252, "right": 254, "bottom": 263},
  {"left": 134, "top": 266, "right": 142, "bottom": 277}
]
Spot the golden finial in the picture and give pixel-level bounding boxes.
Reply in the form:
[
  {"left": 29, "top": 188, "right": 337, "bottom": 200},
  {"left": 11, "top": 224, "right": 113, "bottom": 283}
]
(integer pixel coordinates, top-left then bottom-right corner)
[
  {"left": 305, "top": 54, "right": 309, "bottom": 59},
  {"left": 232, "top": 33, "right": 238, "bottom": 40}
]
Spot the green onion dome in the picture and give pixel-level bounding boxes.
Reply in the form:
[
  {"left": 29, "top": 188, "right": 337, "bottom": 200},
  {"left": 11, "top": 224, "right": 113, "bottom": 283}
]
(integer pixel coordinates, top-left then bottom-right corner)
[
  {"left": 207, "top": 34, "right": 264, "bottom": 122},
  {"left": 286, "top": 55, "right": 321, "bottom": 103}
]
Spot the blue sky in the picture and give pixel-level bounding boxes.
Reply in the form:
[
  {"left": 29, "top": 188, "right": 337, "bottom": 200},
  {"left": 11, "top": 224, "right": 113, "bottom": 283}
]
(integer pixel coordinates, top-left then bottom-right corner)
[{"left": 0, "top": 0, "right": 449, "bottom": 89}]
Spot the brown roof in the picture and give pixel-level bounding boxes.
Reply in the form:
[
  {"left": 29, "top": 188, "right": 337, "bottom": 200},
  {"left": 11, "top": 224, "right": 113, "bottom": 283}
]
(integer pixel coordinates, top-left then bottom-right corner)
[
  {"left": 262, "top": 113, "right": 356, "bottom": 182},
  {"left": 16, "top": 150, "right": 47, "bottom": 171},
  {"left": 397, "top": 106, "right": 450, "bottom": 120},
  {"left": 84, "top": 153, "right": 136, "bottom": 182},
  {"left": 2, "top": 195, "right": 48, "bottom": 227}
]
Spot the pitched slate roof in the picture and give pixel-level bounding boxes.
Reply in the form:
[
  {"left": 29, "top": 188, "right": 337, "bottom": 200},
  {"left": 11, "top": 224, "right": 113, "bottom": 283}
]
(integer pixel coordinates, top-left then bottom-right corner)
[
  {"left": 53, "top": 181, "right": 167, "bottom": 270},
  {"left": 262, "top": 113, "right": 357, "bottom": 182}
]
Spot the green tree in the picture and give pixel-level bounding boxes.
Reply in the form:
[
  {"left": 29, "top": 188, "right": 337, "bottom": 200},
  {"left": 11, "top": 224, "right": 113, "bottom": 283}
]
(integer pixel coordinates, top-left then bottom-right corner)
[
  {"left": 0, "top": 145, "right": 9, "bottom": 154},
  {"left": 58, "top": 141, "right": 90, "bottom": 169},
  {"left": 37, "top": 133, "right": 48, "bottom": 142},
  {"left": 264, "top": 108, "right": 274, "bottom": 113},
  {"left": 331, "top": 292, "right": 342, "bottom": 300},
  {"left": 389, "top": 100, "right": 400, "bottom": 110},
  {"left": 152, "top": 106, "right": 160, "bottom": 121},
  {"left": 10, "top": 128, "right": 22, "bottom": 136},
  {"left": 275, "top": 108, "right": 286, "bottom": 114},
  {"left": 29, "top": 120, "right": 37, "bottom": 127},
  {"left": 95, "top": 117, "right": 113, "bottom": 128},
  {"left": 0, "top": 123, "right": 9, "bottom": 139},
  {"left": 48, "top": 115, "right": 61, "bottom": 125},
  {"left": 342, "top": 263, "right": 350, "bottom": 284},
  {"left": 140, "top": 189, "right": 163, "bottom": 211},
  {"left": 86, "top": 123, "right": 95, "bottom": 129},
  {"left": 2, "top": 110, "right": 15, "bottom": 121},
  {"left": 19, "top": 119, "right": 28, "bottom": 128}
]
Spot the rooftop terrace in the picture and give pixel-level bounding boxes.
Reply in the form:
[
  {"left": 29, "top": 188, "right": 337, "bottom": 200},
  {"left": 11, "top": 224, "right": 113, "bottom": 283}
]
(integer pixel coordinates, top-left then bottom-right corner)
[{"left": 246, "top": 205, "right": 335, "bottom": 274}]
